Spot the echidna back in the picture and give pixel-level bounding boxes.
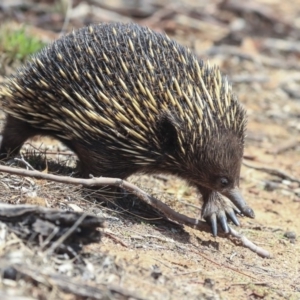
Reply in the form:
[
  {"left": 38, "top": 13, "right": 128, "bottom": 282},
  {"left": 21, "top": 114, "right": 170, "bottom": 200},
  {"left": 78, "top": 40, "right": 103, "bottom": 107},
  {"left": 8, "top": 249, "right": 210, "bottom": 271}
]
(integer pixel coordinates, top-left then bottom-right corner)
[{"left": 0, "top": 22, "right": 245, "bottom": 178}]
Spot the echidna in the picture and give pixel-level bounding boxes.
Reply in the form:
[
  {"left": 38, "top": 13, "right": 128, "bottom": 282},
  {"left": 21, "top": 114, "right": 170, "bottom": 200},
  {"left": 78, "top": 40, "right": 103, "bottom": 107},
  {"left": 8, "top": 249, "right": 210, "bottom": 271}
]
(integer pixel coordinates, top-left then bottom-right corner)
[{"left": 0, "top": 23, "right": 255, "bottom": 235}]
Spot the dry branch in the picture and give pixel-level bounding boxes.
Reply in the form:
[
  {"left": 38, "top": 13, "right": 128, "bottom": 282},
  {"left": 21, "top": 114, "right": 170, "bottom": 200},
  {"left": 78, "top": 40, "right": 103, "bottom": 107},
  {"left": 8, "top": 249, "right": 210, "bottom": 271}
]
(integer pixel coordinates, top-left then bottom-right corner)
[
  {"left": 0, "top": 165, "right": 271, "bottom": 258},
  {"left": 243, "top": 162, "right": 300, "bottom": 184},
  {"left": 207, "top": 45, "right": 300, "bottom": 70},
  {"left": 12, "top": 265, "right": 145, "bottom": 300},
  {"left": 0, "top": 202, "right": 104, "bottom": 253},
  {"left": 266, "top": 138, "right": 300, "bottom": 155}
]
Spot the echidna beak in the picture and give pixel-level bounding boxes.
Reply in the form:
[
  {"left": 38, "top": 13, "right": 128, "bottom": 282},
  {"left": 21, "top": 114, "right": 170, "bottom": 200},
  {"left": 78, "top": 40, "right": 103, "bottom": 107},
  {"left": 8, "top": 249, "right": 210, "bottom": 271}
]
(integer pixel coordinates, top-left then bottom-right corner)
[{"left": 223, "top": 188, "right": 255, "bottom": 218}]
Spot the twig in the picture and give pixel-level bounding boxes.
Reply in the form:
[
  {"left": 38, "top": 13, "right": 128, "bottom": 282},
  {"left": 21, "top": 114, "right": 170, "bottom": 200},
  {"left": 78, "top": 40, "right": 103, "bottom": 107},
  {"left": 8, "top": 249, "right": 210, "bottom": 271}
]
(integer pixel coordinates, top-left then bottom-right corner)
[
  {"left": 140, "top": 3, "right": 180, "bottom": 27},
  {"left": 228, "top": 227, "right": 271, "bottom": 258},
  {"left": 231, "top": 282, "right": 269, "bottom": 286},
  {"left": 188, "top": 247, "right": 257, "bottom": 279},
  {"left": 59, "top": 0, "right": 73, "bottom": 36},
  {"left": 23, "top": 142, "right": 75, "bottom": 156},
  {"left": 174, "top": 268, "right": 203, "bottom": 276},
  {"left": 40, "top": 226, "right": 60, "bottom": 250},
  {"left": 262, "top": 38, "right": 300, "bottom": 54},
  {"left": 153, "top": 258, "right": 174, "bottom": 270},
  {"left": 0, "top": 165, "right": 271, "bottom": 257},
  {"left": 230, "top": 74, "right": 269, "bottom": 84},
  {"left": 207, "top": 45, "right": 300, "bottom": 70},
  {"left": 13, "top": 266, "right": 145, "bottom": 300},
  {"left": 266, "top": 138, "right": 300, "bottom": 155},
  {"left": 46, "top": 213, "right": 87, "bottom": 255},
  {"left": 14, "top": 153, "right": 36, "bottom": 171},
  {"left": 178, "top": 199, "right": 202, "bottom": 210},
  {"left": 243, "top": 162, "right": 300, "bottom": 184},
  {"left": 104, "top": 229, "right": 128, "bottom": 247}
]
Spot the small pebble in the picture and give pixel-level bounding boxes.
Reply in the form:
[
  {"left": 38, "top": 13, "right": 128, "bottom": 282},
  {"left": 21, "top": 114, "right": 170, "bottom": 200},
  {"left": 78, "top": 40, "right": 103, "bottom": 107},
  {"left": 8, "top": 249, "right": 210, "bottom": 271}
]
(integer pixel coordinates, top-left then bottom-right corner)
[
  {"left": 284, "top": 231, "right": 296, "bottom": 243},
  {"left": 204, "top": 278, "right": 215, "bottom": 289}
]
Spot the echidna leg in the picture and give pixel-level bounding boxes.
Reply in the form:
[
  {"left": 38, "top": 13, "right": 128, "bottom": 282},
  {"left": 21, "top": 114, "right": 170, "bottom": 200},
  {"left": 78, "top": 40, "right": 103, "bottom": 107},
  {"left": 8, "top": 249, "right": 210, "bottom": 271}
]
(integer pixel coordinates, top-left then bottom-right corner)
[
  {"left": 58, "top": 141, "right": 94, "bottom": 178},
  {"left": 199, "top": 187, "right": 241, "bottom": 236},
  {"left": 67, "top": 140, "right": 131, "bottom": 179},
  {"left": 68, "top": 141, "right": 131, "bottom": 202},
  {"left": 0, "top": 115, "right": 39, "bottom": 159}
]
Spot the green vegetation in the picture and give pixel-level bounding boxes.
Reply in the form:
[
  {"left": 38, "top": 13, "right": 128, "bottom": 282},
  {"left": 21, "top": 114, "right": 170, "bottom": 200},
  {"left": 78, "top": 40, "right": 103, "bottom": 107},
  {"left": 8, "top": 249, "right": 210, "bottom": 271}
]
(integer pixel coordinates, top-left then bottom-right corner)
[{"left": 0, "top": 24, "right": 46, "bottom": 62}]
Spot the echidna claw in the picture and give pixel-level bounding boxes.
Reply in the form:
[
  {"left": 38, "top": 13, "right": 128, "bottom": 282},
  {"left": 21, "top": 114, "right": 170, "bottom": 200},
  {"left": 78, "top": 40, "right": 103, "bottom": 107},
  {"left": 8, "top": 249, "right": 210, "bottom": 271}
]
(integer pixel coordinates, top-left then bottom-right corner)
[
  {"left": 241, "top": 206, "right": 255, "bottom": 218},
  {"left": 224, "top": 188, "right": 255, "bottom": 219},
  {"left": 218, "top": 212, "right": 229, "bottom": 233},
  {"left": 208, "top": 211, "right": 235, "bottom": 236},
  {"left": 209, "top": 214, "right": 218, "bottom": 237},
  {"left": 226, "top": 209, "right": 240, "bottom": 227}
]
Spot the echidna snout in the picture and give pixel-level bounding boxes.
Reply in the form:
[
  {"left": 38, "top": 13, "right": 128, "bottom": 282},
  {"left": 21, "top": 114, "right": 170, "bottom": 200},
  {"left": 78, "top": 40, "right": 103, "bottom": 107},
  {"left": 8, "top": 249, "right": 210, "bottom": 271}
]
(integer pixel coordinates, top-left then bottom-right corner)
[
  {"left": 0, "top": 22, "right": 255, "bottom": 235},
  {"left": 184, "top": 132, "right": 254, "bottom": 235}
]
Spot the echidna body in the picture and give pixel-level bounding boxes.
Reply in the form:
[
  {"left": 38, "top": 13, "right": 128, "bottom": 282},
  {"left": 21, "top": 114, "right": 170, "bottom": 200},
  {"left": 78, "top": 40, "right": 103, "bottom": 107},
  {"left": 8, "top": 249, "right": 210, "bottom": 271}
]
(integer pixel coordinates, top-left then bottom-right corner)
[{"left": 0, "top": 23, "right": 254, "bottom": 235}]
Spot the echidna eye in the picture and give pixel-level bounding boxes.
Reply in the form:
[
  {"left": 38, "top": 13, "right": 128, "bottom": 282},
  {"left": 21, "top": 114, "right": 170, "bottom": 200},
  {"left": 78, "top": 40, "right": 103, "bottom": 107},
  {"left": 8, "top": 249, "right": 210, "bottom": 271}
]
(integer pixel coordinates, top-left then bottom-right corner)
[{"left": 219, "top": 177, "right": 229, "bottom": 187}]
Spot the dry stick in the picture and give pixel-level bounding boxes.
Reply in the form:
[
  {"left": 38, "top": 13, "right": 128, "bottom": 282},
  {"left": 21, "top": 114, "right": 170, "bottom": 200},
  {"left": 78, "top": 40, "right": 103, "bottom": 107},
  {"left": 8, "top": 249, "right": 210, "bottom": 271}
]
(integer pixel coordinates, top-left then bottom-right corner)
[
  {"left": 207, "top": 45, "right": 300, "bottom": 70},
  {"left": 23, "top": 142, "right": 75, "bottom": 156},
  {"left": 140, "top": 3, "right": 180, "bottom": 27},
  {"left": 189, "top": 247, "right": 257, "bottom": 280},
  {"left": 265, "top": 138, "right": 300, "bottom": 155},
  {"left": 0, "top": 165, "right": 271, "bottom": 258},
  {"left": 243, "top": 162, "right": 300, "bottom": 184},
  {"left": 59, "top": 0, "right": 73, "bottom": 37},
  {"left": 15, "top": 153, "right": 36, "bottom": 170},
  {"left": 104, "top": 229, "right": 129, "bottom": 247},
  {"left": 13, "top": 266, "right": 145, "bottom": 300},
  {"left": 46, "top": 212, "right": 87, "bottom": 256},
  {"left": 228, "top": 227, "right": 269, "bottom": 258}
]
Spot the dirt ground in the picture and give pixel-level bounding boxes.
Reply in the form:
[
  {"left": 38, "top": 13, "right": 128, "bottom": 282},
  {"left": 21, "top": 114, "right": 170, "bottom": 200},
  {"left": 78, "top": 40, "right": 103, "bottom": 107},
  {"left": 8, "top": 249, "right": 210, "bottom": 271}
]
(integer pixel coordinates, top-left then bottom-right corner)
[{"left": 0, "top": 0, "right": 299, "bottom": 299}]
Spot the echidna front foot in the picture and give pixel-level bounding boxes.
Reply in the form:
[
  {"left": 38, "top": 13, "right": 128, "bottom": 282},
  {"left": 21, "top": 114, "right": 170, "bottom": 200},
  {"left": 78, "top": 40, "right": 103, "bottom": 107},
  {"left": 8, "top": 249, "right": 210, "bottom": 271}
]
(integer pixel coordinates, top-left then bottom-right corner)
[{"left": 200, "top": 189, "right": 242, "bottom": 236}]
